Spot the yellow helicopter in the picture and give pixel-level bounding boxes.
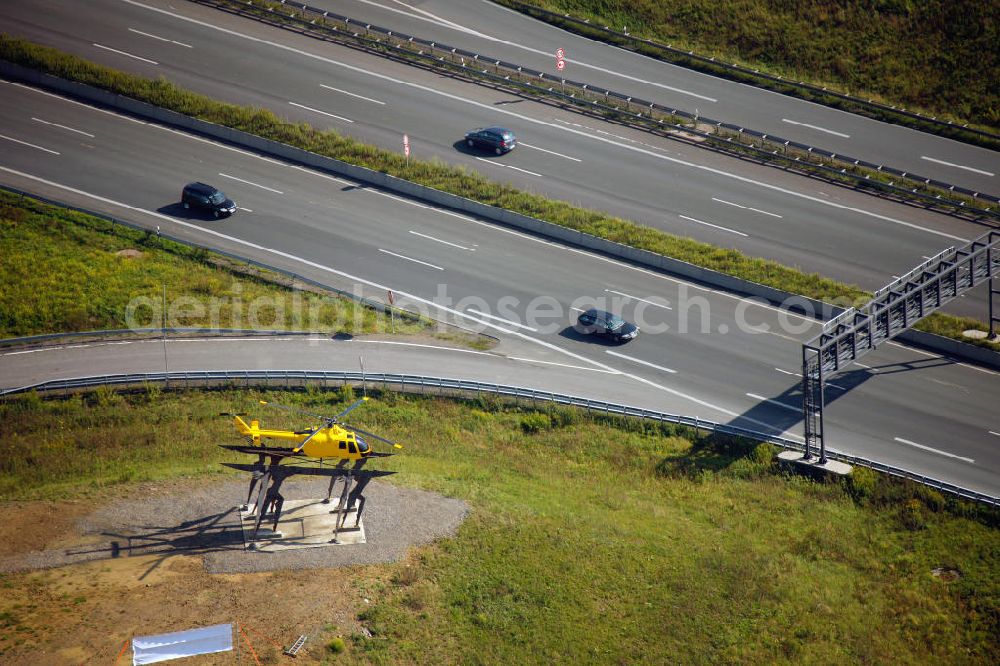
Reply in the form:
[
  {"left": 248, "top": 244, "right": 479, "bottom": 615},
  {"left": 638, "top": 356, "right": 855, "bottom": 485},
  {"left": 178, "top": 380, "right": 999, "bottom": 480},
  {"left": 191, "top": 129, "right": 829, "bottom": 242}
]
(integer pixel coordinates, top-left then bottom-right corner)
[
  {"left": 219, "top": 396, "right": 401, "bottom": 546},
  {"left": 224, "top": 396, "right": 402, "bottom": 461}
]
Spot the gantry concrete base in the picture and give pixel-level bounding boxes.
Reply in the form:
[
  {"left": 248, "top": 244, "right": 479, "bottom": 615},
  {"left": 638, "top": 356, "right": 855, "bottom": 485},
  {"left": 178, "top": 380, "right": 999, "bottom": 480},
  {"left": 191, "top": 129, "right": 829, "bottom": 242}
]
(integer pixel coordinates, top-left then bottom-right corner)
[
  {"left": 239, "top": 498, "right": 366, "bottom": 552},
  {"left": 777, "top": 450, "right": 853, "bottom": 476}
]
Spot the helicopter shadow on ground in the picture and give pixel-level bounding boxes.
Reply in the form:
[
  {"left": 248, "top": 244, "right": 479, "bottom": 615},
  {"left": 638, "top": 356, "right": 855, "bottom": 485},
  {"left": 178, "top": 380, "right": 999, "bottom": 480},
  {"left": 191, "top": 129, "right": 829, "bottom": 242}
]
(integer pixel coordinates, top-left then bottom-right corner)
[
  {"left": 64, "top": 507, "right": 250, "bottom": 581},
  {"left": 557, "top": 324, "right": 630, "bottom": 346},
  {"left": 723, "top": 355, "right": 958, "bottom": 451}
]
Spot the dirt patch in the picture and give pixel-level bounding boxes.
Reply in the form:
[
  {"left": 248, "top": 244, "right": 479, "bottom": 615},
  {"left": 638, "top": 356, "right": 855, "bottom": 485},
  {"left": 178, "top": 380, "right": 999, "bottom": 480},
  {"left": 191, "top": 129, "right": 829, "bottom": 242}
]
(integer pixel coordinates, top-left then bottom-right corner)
[
  {"left": 0, "top": 477, "right": 468, "bottom": 664},
  {"left": 114, "top": 248, "right": 143, "bottom": 259},
  {"left": 0, "top": 500, "right": 92, "bottom": 556}
]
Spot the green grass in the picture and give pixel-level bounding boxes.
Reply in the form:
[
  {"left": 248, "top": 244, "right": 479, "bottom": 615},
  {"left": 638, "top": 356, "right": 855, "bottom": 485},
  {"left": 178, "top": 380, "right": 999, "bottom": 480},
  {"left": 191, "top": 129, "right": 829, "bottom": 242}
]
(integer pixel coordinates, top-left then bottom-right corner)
[
  {"left": 2, "top": 387, "right": 998, "bottom": 663},
  {"left": 0, "top": 190, "right": 426, "bottom": 338},
  {"left": 503, "top": 0, "right": 1000, "bottom": 133},
  {"left": 1, "top": 36, "right": 996, "bottom": 352}
]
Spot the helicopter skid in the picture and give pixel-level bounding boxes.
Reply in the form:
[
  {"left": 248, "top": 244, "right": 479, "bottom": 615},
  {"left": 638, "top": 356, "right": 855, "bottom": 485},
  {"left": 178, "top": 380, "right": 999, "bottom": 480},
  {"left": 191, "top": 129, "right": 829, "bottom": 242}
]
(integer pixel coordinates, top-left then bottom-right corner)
[{"left": 238, "top": 498, "right": 366, "bottom": 552}]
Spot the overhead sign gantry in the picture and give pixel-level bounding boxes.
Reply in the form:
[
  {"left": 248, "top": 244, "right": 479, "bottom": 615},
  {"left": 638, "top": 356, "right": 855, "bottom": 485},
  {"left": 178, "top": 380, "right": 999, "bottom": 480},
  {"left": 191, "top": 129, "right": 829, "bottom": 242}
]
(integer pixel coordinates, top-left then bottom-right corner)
[{"left": 801, "top": 230, "right": 1000, "bottom": 462}]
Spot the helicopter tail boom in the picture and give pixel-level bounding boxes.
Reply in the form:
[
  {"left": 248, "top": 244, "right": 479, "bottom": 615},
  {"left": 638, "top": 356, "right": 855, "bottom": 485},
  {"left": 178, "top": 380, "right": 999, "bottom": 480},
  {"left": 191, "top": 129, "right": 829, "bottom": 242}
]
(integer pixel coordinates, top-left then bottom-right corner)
[{"left": 230, "top": 414, "right": 262, "bottom": 446}]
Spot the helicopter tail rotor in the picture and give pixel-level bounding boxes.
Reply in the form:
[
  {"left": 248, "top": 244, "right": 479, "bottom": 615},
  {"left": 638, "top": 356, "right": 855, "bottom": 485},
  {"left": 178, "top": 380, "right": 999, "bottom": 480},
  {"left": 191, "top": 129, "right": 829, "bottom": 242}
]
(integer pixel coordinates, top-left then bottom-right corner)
[{"left": 224, "top": 413, "right": 261, "bottom": 447}]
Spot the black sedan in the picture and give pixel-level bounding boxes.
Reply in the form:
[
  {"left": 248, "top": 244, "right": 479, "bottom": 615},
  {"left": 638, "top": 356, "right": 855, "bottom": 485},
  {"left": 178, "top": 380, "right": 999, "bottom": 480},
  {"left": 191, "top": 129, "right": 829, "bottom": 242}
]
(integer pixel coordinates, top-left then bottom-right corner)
[
  {"left": 577, "top": 308, "right": 639, "bottom": 342},
  {"left": 464, "top": 127, "right": 517, "bottom": 155},
  {"left": 181, "top": 182, "right": 236, "bottom": 218}
]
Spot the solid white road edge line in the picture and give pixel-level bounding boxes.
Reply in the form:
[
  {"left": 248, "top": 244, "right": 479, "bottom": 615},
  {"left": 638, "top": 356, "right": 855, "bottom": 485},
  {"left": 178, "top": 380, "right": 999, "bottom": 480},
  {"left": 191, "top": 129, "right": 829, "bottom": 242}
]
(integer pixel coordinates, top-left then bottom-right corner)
[
  {"left": 218, "top": 172, "right": 284, "bottom": 194},
  {"left": 679, "top": 214, "right": 748, "bottom": 237},
  {"left": 378, "top": 248, "right": 444, "bottom": 270},
  {"left": 409, "top": 230, "right": 475, "bottom": 251},
  {"left": 93, "top": 43, "right": 158, "bottom": 64},
  {"left": 342, "top": 340, "right": 492, "bottom": 355},
  {"left": 288, "top": 101, "right": 353, "bottom": 123},
  {"left": 0, "top": 133, "right": 60, "bottom": 155},
  {"left": 605, "top": 350, "right": 676, "bottom": 374},
  {"left": 604, "top": 289, "right": 671, "bottom": 310},
  {"left": 509, "top": 357, "right": 618, "bottom": 373},
  {"left": 518, "top": 143, "right": 582, "bottom": 162},
  {"left": 466, "top": 309, "right": 537, "bottom": 331},
  {"left": 319, "top": 84, "right": 385, "bottom": 105},
  {"left": 31, "top": 117, "right": 95, "bottom": 137},
  {"left": 920, "top": 156, "right": 994, "bottom": 177},
  {"left": 781, "top": 118, "right": 850, "bottom": 138},
  {"left": 474, "top": 157, "right": 542, "bottom": 177},
  {"left": 746, "top": 392, "right": 800, "bottom": 413}
]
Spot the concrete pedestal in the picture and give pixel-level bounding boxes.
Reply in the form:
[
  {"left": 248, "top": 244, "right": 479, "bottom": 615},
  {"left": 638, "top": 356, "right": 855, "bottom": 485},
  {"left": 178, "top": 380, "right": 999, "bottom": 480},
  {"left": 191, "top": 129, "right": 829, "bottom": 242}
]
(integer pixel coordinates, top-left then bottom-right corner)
[
  {"left": 777, "top": 450, "right": 853, "bottom": 476},
  {"left": 238, "top": 498, "right": 366, "bottom": 552}
]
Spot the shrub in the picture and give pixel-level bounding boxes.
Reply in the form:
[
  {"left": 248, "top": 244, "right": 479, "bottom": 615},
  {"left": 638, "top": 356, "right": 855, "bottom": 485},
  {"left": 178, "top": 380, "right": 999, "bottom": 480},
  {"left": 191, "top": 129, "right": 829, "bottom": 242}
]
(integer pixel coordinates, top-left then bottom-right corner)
[
  {"left": 547, "top": 406, "right": 579, "bottom": 428},
  {"left": 899, "top": 499, "right": 929, "bottom": 531},
  {"left": 751, "top": 442, "right": 777, "bottom": 466},
  {"left": 845, "top": 466, "right": 879, "bottom": 504},
  {"left": 327, "top": 637, "right": 346, "bottom": 653},
  {"left": 520, "top": 412, "right": 552, "bottom": 434},
  {"left": 726, "top": 457, "right": 769, "bottom": 480}
]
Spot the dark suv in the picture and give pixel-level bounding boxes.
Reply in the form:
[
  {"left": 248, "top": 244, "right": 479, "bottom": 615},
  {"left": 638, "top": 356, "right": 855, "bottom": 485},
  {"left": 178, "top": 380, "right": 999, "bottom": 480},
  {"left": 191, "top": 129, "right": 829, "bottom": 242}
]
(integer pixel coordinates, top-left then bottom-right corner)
[
  {"left": 181, "top": 182, "right": 236, "bottom": 218},
  {"left": 464, "top": 127, "right": 516, "bottom": 155},
  {"left": 577, "top": 308, "right": 639, "bottom": 342}
]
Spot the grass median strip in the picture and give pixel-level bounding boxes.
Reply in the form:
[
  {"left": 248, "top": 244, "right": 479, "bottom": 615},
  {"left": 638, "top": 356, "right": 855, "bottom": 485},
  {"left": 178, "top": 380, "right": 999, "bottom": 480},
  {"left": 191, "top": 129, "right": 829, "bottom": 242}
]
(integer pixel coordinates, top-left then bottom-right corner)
[
  {"left": 1, "top": 37, "right": 995, "bottom": 351},
  {"left": 0, "top": 190, "right": 427, "bottom": 338},
  {"left": 1, "top": 386, "right": 997, "bottom": 662}
]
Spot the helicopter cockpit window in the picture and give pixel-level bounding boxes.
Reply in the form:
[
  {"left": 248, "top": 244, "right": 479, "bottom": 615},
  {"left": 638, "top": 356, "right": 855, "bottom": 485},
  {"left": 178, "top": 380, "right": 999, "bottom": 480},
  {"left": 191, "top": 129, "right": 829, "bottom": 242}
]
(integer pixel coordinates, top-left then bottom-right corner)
[
  {"left": 348, "top": 442, "right": 358, "bottom": 454},
  {"left": 357, "top": 439, "right": 370, "bottom": 454}
]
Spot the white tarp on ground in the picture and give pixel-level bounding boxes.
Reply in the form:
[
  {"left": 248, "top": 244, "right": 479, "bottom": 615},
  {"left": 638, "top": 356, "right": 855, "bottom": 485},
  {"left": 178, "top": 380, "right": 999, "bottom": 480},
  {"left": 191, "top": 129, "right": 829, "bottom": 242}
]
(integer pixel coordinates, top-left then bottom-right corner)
[{"left": 132, "top": 623, "right": 233, "bottom": 665}]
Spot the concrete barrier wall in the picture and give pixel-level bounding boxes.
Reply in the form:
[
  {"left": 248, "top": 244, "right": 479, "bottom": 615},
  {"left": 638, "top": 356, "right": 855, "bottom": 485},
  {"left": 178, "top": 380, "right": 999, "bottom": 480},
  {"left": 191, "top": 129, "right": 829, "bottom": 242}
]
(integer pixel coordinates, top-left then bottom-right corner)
[{"left": 5, "top": 62, "right": 998, "bottom": 369}]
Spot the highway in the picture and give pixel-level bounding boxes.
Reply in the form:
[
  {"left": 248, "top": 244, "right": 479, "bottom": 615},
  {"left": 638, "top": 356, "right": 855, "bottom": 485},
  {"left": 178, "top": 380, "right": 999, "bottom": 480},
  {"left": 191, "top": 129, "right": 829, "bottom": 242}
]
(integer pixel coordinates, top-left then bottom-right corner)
[
  {"left": 0, "top": 81, "right": 997, "bottom": 497},
  {"left": 0, "top": 0, "right": 990, "bottom": 323},
  {"left": 303, "top": 0, "right": 1000, "bottom": 197}
]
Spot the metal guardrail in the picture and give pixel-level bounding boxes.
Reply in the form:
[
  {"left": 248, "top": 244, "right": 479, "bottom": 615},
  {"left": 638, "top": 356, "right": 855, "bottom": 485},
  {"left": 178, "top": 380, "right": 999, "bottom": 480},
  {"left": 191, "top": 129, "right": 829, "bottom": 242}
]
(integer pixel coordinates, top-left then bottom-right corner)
[
  {"left": 197, "top": 0, "right": 1000, "bottom": 218},
  {"left": 2, "top": 369, "right": 995, "bottom": 506},
  {"left": 497, "top": 0, "right": 1000, "bottom": 146},
  {"left": 0, "top": 328, "right": 316, "bottom": 348}
]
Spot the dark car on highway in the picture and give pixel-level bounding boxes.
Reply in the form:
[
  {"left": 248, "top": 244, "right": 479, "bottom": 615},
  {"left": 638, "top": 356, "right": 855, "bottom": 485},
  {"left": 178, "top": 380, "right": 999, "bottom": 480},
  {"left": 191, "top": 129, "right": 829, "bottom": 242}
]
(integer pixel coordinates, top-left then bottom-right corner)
[
  {"left": 181, "top": 182, "right": 236, "bottom": 218},
  {"left": 464, "top": 127, "right": 517, "bottom": 155},
  {"left": 577, "top": 308, "right": 639, "bottom": 342}
]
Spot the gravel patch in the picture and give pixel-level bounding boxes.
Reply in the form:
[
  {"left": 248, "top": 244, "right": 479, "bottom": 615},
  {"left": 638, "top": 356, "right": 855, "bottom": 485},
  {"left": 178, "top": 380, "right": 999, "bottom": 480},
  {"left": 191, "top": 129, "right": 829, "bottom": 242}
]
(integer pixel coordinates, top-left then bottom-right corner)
[{"left": 0, "top": 478, "right": 468, "bottom": 574}]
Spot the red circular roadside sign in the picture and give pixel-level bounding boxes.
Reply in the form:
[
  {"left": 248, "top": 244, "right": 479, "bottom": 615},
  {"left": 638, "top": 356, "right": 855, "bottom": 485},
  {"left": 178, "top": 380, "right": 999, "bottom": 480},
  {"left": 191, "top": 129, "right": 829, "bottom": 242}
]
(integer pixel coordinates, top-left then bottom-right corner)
[
  {"left": 556, "top": 48, "right": 565, "bottom": 59},
  {"left": 556, "top": 58, "right": 565, "bottom": 71}
]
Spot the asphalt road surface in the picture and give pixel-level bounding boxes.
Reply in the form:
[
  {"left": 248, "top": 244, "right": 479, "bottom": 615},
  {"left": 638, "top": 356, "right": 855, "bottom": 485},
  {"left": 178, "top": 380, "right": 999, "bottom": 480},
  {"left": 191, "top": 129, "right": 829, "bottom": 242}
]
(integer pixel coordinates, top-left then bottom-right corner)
[
  {"left": 0, "top": 83, "right": 997, "bottom": 498},
  {"left": 300, "top": 0, "right": 999, "bottom": 197},
  {"left": 0, "top": 0, "right": 991, "bottom": 321}
]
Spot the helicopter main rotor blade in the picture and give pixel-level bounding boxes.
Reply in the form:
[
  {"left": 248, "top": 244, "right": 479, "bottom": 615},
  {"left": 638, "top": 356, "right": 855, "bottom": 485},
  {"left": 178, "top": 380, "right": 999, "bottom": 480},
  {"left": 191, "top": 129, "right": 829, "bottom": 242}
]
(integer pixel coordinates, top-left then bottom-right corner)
[
  {"left": 292, "top": 424, "right": 327, "bottom": 453},
  {"left": 342, "top": 423, "right": 402, "bottom": 449},
  {"left": 334, "top": 396, "right": 370, "bottom": 421}
]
